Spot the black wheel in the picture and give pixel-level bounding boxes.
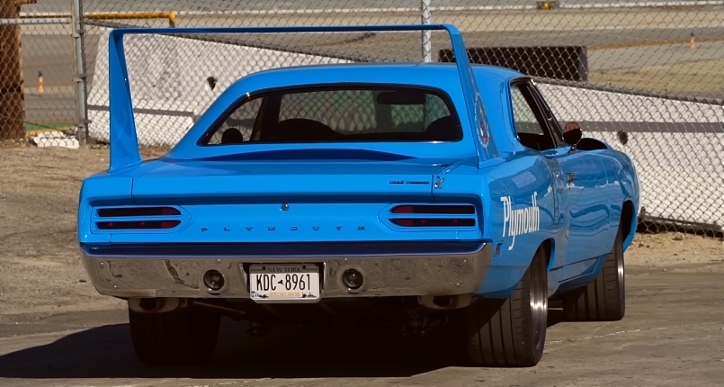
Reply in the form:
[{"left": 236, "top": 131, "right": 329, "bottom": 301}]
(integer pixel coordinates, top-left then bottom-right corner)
[
  {"left": 461, "top": 246, "right": 549, "bottom": 367},
  {"left": 562, "top": 225, "right": 626, "bottom": 321},
  {"left": 128, "top": 305, "right": 221, "bottom": 367}
]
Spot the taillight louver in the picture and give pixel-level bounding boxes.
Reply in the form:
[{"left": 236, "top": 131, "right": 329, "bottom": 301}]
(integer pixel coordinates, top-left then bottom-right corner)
[
  {"left": 391, "top": 205, "right": 476, "bottom": 214},
  {"left": 391, "top": 218, "right": 476, "bottom": 227},
  {"left": 96, "top": 220, "right": 181, "bottom": 230},
  {"left": 388, "top": 204, "right": 477, "bottom": 228},
  {"left": 94, "top": 206, "right": 182, "bottom": 231},
  {"left": 97, "top": 207, "right": 180, "bottom": 217}
]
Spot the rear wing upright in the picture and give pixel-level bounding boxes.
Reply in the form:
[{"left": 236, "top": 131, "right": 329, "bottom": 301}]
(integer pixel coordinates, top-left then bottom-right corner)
[{"left": 106, "top": 24, "right": 498, "bottom": 172}]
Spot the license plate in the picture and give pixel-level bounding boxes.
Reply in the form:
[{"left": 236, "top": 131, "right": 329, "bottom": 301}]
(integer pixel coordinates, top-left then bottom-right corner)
[{"left": 248, "top": 264, "right": 320, "bottom": 302}]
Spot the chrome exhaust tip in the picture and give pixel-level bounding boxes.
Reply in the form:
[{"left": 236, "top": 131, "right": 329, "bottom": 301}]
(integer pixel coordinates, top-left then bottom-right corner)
[{"left": 128, "top": 297, "right": 181, "bottom": 313}]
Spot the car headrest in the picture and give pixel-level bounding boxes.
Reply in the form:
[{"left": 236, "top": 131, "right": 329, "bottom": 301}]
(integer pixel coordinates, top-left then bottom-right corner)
[
  {"left": 274, "top": 118, "right": 340, "bottom": 142},
  {"left": 425, "top": 116, "right": 460, "bottom": 141},
  {"left": 220, "top": 128, "right": 245, "bottom": 144}
]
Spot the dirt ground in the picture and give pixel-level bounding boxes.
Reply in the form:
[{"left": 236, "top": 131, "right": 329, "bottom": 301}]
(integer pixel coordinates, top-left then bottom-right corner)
[
  {"left": 0, "top": 145, "right": 723, "bottom": 386},
  {"left": 0, "top": 146, "right": 172, "bottom": 327}
]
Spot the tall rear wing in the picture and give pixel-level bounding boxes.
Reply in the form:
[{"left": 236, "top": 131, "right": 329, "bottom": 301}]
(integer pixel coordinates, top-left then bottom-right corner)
[{"left": 106, "top": 24, "right": 498, "bottom": 172}]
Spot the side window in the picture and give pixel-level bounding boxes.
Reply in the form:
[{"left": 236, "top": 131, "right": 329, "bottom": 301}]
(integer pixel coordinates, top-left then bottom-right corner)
[
  {"left": 206, "top": 97, "right": 262, "bottom": 144},
  {"left": 509, "top": 83, "right": 556, "bottom": 151},
  {"left": 528, "top": 82, "right": 564, "bottom": 145},
  {"left": 511, "top": 85, "right": 545, "bottom": 135}
]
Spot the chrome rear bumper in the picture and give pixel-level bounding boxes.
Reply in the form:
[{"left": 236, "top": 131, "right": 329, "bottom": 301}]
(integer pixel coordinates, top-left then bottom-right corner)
[{"left": 81, "top": 243, "right": 492, "bottom": 299}]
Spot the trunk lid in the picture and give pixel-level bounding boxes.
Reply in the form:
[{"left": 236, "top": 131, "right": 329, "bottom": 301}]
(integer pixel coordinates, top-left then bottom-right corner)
[
  {"left": 129, "top": 159, "right": 447, "bottom": 199},
  {"left": 90, "top": 157, "right": 482, "bottom": 244}
]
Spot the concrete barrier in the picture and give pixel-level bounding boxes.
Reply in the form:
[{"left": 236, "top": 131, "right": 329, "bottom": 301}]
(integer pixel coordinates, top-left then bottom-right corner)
[
  {"left": 86, "top": 28, "right": 723, "bottom": 229},
  {"left": 87, "top": 28, "right": 352, "bottom": 147}
]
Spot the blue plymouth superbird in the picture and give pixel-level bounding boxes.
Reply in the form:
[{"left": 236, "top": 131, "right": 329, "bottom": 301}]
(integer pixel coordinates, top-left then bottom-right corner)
[{"left": 78, "top": 24, "right": 640, "bottom": 368}]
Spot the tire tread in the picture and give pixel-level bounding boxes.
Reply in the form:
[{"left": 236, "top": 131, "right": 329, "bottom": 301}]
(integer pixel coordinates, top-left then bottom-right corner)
[
  {"left": 129, "top": 306, "right": 220, "bottom": 367},
  {"left": 462, "top": 247, "right": 548, "bottom": 367},
  {"left": 562, "top": 226, "right": 626, "bottom": 322}
]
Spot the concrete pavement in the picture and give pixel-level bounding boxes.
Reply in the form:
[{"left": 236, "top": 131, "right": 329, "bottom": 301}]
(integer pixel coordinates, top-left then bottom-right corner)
[{"left": 1, "top": 267, "right": 723, "bottom": 386}]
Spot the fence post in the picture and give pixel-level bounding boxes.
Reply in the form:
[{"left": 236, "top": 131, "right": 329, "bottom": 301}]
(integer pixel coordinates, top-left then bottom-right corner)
[
  {"left": 420, "top": 0, "right": 432, "bottom": 62},
  {"left": 71, "top": 0, "right": 89, "bottom": 146},
  {"left": 0, "top": 0, "right": 26, "bottom": 140}
]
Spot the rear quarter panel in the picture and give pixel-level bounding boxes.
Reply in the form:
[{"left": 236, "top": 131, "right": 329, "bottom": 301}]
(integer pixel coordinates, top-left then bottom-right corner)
[
  {"left": 469, "top": 71, "right": 568, "bottom": 299},
  {"left": 476, "top": 153, "right": 566, "bottom": 299},
  {"left": 77, "top": 174, "right": 134, "bottom": 245},
  {"left": 598, "top": 147, "right": 640, "bottom": 251}
]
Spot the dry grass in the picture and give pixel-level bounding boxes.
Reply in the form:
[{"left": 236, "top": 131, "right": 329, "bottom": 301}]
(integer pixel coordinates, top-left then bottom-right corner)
[{"left": 589, "top": 58, "right": 724, "bottom": 97}]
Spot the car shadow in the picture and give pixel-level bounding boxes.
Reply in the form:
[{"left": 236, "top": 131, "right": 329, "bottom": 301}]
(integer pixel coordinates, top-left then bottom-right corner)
[{"left": 0, "top": 309, "right": 565, "bottom": 380}]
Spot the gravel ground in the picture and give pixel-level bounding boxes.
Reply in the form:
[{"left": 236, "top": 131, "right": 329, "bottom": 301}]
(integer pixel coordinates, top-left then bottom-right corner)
[{"left": 0, "top": 145, "right": 165, "bottom": 324}]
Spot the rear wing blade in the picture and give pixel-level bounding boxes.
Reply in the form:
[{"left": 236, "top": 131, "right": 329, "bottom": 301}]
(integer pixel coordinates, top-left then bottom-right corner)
[{"left": 106, "top": 24, "right": 497, "bottom": 172}]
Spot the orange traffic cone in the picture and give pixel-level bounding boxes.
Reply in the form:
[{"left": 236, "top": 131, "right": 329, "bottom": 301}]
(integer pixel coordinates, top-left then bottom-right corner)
[{"left": 37, "top": 71, "right": 45, "bottom": 94}]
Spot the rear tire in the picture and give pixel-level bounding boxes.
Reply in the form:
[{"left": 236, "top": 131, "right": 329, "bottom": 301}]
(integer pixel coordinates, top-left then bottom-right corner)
[
  {"left": 461, "top": 246, "right": 549, "bottom": 367},
  {"left": 128, "top": 305, "right": 221, "bottom": 367},
  {"left": 562, "top": 225, "right": 626, "bottom": 321}
]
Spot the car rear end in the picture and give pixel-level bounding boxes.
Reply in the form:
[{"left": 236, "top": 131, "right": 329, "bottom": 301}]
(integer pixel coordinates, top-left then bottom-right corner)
[
  {"left": 81, "top": 72, "right": 504, "bottom": 360},
  {"left": 80, "top": 157, "right": 492, "bottom": 305}
]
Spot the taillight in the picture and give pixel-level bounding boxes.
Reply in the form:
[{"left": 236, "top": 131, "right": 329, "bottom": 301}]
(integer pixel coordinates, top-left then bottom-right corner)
[
  {"left": 94, "top": 206, "right": 183, "bottom": 232},
  {"left": 388, "top": 204, "right": 477, "bottom": 228}
]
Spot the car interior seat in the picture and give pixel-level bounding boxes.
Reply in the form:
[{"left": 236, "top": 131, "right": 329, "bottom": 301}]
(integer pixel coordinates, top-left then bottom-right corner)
[
  {"left": 424, "top": 115, "right": 461, "bottom": 141},
  {"left": 220, "top": 128, "right": 245, "bottom": 144},
  {"left": 273, "top": 118, "right": 341, "bottom": 142}
]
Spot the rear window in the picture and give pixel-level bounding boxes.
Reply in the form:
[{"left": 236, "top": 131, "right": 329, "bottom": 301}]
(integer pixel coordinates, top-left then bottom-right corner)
[{"left": 200, "top": 85, "right": 462, "bottom": 145}]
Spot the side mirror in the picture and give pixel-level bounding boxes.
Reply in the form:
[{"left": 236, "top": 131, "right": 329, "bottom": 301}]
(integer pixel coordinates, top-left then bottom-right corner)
[{"left": 562, "top": 122, "right": 582, "bottom": 146}]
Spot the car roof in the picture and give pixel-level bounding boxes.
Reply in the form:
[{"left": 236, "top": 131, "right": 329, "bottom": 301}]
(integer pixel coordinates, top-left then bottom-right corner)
[{"left": 233, "top": 62, "right": 525, "bottom": 92}]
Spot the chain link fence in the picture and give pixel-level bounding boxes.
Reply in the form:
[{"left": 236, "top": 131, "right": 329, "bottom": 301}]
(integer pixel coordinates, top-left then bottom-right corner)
[
  {"left": 0, "top": 0, "right": 79, "bottom": 148},
  {"left": 5, "top": 0, "right": 724, "bottom": 235}
]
